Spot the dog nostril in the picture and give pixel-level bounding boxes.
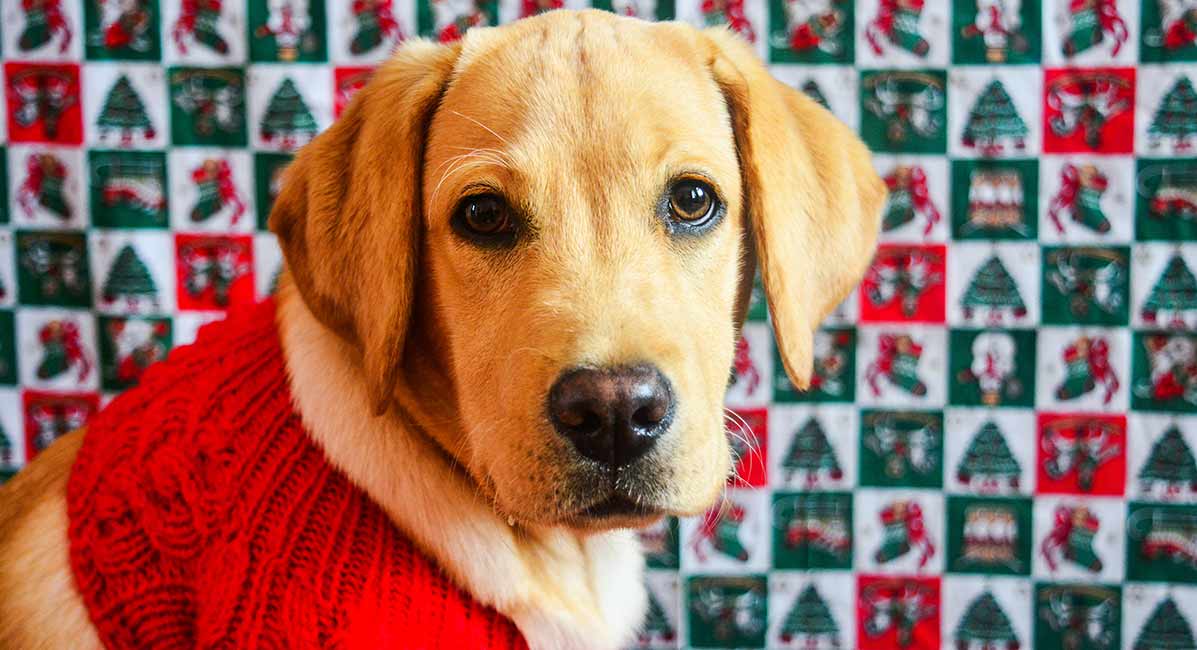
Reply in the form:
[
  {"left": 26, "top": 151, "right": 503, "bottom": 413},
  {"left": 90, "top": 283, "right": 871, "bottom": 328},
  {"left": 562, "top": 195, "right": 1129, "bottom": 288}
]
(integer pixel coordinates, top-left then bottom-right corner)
[{"left": 548, "top": 364, "right": 675, "bottom": 468}]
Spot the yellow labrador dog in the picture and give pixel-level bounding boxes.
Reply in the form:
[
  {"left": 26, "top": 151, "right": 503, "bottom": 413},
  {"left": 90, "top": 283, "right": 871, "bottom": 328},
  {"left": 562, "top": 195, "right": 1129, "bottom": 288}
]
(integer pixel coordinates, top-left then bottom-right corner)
[{"left": 0, "top": 9, "right": 882, "bottom": 649}]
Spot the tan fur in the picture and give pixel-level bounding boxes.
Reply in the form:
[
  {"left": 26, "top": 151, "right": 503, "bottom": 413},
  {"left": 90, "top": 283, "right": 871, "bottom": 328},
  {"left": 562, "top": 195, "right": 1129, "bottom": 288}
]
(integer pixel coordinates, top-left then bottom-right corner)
[
  {"left": 0, "top": 11, "right": 883, "bottom": 648},
  {"left": 0, "top": 430, "right": 101, "bottom": 650}
]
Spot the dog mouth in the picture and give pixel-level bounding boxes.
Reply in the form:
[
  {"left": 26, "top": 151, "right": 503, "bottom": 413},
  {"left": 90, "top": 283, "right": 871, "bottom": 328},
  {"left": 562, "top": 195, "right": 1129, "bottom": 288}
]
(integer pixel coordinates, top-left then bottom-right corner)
[{"left": 568, "top": 493, "right": 663, "bottom": 528}]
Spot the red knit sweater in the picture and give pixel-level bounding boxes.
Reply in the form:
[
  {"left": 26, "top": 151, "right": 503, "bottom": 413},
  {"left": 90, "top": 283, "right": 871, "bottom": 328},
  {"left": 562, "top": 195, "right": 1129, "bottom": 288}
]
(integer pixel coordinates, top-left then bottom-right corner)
[{"left": 67, "top": 299, "right": 527, "bottom": 650}]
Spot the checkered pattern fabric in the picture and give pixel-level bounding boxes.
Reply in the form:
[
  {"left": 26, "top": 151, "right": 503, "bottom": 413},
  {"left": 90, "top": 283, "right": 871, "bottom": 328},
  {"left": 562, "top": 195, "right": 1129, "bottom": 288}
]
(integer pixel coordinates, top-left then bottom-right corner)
[{"left": 2, "top": 0, "right": 1197, "bottom": 648}]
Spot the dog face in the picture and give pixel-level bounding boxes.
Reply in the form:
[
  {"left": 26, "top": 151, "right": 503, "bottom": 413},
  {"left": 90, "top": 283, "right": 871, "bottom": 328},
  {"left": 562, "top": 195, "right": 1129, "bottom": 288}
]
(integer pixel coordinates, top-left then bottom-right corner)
[{"left": 271, "top": 11, "right": 884, "bottom": 531}]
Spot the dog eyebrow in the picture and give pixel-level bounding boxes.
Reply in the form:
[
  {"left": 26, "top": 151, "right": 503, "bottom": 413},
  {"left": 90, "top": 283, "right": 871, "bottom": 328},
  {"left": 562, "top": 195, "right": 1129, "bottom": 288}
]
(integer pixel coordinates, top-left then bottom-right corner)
[{"left": 430, "top": 148, "right": 513, "bottom": 206}]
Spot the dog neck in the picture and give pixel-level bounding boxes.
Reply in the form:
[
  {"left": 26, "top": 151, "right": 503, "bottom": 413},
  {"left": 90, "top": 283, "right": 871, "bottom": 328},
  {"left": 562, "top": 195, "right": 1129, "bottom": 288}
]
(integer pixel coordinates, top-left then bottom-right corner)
[{"left": 275, "top": 281, "right": 647, "bottom": 650}]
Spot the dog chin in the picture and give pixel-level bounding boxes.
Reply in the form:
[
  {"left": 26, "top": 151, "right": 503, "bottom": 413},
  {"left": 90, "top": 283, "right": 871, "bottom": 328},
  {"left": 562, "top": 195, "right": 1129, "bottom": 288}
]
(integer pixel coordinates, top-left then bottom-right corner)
[{"left": 562, "top": 494, "right": 667, "bottom": 532}]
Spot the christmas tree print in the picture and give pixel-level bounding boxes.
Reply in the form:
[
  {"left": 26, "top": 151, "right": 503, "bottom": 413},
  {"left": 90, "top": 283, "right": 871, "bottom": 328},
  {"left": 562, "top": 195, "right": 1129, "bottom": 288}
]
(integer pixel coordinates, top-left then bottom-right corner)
[
  {"left": 1143, "top": 254, "right": 1197, "bottom": 327},
  {"left": 1140, "top": 426, "right": 1197, "bottom": 496},
  {"left": 0, "top": 424, "right": 12, "bottom": 466},
  {"left": 778, "top": 584, "right": 840, "bottom": 647},
  {"left": 801, "top": 80, "right": 830, "bottom": 110},
  {"left": 1134, "top": 597, "right": 1196, "bottom": 650},
  {"left": 957, "top": 421, "right": 1021, "bottom": 490},
  {"left": 954, "top": 591, "right": 1019, "bottom": 650},
  {"left": 97, "top": 76, "right": 156, "bottom": 145},
  {"left": 1150, "top": 77, "right": 1197, "bottom": 152},
  {"left": 781, "top": 417, "right": 843, "bottom": 486},
  {"left": 638, "top": 590, "right": 676, "bottom": 644},
  {"left": 961, "top": 80, "right": 1028, "bottom": 156},
  {"left": 101, "top": 244, "right": 157, "bottom": 307},
  {"left": 260, "top": 79, "right": 318, "bottom": 149},
  {"left": 961, "top": 255, "right": 1027, "bottom": 323}
]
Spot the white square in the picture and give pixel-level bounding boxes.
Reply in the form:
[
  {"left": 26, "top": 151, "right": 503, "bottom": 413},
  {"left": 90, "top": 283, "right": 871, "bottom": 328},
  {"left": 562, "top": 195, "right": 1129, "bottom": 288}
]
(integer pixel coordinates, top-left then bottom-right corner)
[
  {"left": 725, "top": 322, "right": 773, "bottom": 409},
  {"left": 872, "top": 154, "right": 949, "bottom": 243},
  {"left": 1032, "top": 494, "right": 1126, "bottom": 582},
  {"left": 947, "top": 241, "right": 1041, "bottom": 327},
  {"left": 1039, "top": 155, "right": 1135, "bottom": 244},
  {"left": 854, "top": 0, "right": 950, "bottom": 68},
  {"left": 16, "top": 307, "right": 98, "bottom": 392},
  {"left": 767, "top": 571, "right": 856, "bottom": 650},
  {"left": 769, "top": 65, "right": 860, "bottom": 132},
  {"left": 1, "top": 0, "right": 82, "bottom": 60},
  {"left": 680, "top": 487, "right": 771, "bottom": 574},
  {"left": 856, "top": 324, "right": 947, "bottom": 408},
  {"left": 162, "top": 0, "right": 248, "bottom": 64},
  {"left": 769, "top": 404, "right": 858, "bottom": 491},
  {"left": 82, "top": 64, "right": 169, "bottom": 150},
  {"left": 7, "top": 146, "right": 87, "bottom": 230},
  {"left": 944, "top": 407, "right": 1037, "bottom": 496},
  {"left": 1036, "top": 326, "right": 1131, "bottom": 412},
  {"left": 853, "top": 488, "right": 945, "bottom": 575},
  {"left": 1042, "top": 0, "right": 1139, "bottom": 66},
  {"left": 254, "top": 232, "right": 282, "bottom": 300},
  {"left": 1128, "top": 413, "right": 1197, "bottom": 503},
  {"left": 1135, "top": 64, "right": 1197, "bottom": 156},
  {"left": 329, "top": 0, "right": 413, "bottom": 63},
  {"left": 167, "top": 148, "right": 255, "bottom": 233},
  {"left": 1132, "top": 243, "right": 1197, "bottom": 330},
  {"left": 948, "top": 66, "right": 1043, "bottom": 158},
  {"left": 248, "top": 64, "right": 333, "bottom": 152},
  {"left": 88, "top": 231, "right": 175, "bottom": 316},
  {"left": 940, "top": 576, "right": 1033, "bottom": 650}
]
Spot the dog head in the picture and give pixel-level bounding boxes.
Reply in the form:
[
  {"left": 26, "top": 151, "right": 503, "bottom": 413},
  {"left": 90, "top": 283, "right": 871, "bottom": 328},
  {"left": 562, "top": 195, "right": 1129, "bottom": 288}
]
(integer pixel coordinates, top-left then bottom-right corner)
[{"left": 271, "top": 10, "right": 883, "bottom": 532}]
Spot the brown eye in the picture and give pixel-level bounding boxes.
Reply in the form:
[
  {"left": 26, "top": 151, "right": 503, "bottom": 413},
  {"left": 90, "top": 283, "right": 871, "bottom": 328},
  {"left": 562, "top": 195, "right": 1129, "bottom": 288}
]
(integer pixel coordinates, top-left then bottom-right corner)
[
  {"left": 454, "top": 193, "right": 515, "bottom": 244},
  {"left": 668, "top": 179, "right": 716, "bottom": 224}
]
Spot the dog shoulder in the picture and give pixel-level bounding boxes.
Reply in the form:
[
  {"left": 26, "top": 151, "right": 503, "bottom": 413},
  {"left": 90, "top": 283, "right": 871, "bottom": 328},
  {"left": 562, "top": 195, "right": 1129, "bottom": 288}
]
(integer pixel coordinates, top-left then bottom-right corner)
[{"left": 0, "top": 430, "right": 102, "bottom": 650}]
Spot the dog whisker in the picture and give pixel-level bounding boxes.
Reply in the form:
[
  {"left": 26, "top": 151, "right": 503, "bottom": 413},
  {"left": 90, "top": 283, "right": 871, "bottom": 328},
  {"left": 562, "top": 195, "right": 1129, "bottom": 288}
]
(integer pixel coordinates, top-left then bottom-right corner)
[{"left": 450, "top": 110, "right": 513, "bottom": 147}]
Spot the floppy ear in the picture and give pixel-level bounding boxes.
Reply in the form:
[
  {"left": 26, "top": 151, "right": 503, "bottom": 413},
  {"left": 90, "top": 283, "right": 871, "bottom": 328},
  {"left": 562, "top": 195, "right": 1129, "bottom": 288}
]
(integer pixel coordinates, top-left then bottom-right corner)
[
  {"left": 270, "top": 40, "right": 461, "bottom": 415},
  {"left": 706, "top": 29, "right": 885, "bottom": 390}
]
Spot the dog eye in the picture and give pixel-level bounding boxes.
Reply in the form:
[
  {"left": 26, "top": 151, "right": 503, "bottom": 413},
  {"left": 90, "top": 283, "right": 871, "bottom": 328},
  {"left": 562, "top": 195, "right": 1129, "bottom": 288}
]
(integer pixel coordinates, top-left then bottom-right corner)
[
  {"left": 453, "top": 194, "right": 516, "bottom": 244},
  {"left": 668, "top": 179, "right": 717, "bottom": 225}
]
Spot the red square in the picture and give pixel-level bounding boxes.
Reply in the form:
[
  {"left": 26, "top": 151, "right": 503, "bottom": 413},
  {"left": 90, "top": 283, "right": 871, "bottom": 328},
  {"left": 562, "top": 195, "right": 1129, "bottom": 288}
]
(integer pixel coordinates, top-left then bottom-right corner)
[
  {"left": 23, "top": 390, "right": 99, "bottom": 462},
  {"left": 175, "top": 234, "right": 255, "bottom": 312},
  {"left": 1036, "top": 413, "right": 1127, "bottom": 496},
  {"left": 859, "top": 244, "right": 947, "bottom": 324},
  {"left": 5, "top": 63, "right": 83, "bottom": 145},
  {"left": 857, "top": 575, "right": 940, "bottom": 650},
  {"left": 726, "top": 407, "right": 767, "bottom": 488},
  {"left": 334, "top": 66, "right": 376, "bottom": 118},
  {"left": 1043, "top": 67, "right": 1135, "bottom": 154}
]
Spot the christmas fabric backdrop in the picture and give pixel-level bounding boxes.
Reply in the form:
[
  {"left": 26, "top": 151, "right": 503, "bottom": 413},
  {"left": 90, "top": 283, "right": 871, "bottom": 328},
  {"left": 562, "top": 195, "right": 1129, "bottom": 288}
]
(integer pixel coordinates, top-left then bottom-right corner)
[{"left": 4, "top": 0, "right": 1197, "bottom": 648}]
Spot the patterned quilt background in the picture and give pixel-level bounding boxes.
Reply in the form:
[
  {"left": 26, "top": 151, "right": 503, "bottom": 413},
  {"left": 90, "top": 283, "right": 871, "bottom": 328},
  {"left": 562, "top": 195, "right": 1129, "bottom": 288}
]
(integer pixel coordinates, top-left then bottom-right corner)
[{"left": 5, "top": 0, "right": 1197, "bottom": 647}]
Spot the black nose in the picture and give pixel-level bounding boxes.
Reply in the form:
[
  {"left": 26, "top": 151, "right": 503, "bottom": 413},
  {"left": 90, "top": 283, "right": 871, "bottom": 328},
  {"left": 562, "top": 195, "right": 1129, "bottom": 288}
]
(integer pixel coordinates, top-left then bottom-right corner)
[{"left": 548, "top": 364, "right": 675, "bottom": 467}]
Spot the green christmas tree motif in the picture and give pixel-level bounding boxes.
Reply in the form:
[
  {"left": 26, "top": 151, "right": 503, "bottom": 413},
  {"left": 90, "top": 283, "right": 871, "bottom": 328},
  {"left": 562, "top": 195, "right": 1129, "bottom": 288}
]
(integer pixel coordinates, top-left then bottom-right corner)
[
  {"left": 638, "top": 590, "right": 676, "bottom": 643},
  {"left": 260, "top": 79, "right": 318, "bottom": 149},
  {"left": 101, "top": 244, "right": 157, "bottom": 307},
  {"left": 1134, "top": 597, "right": 1196, "bottom": 650},
  {"left": 1140, "top": 426, "right": 1197, "bottom": 496},
  {"left": 782, "top": 417, "right": 843, "bottom": 485},
  {"left": 801, "top": 80, "right": 830, "bottom": 110},
  {"left": 97, "top": 76, "right": 156, "bottom": 144},
  {"left": 956, "top": 421, "right": 1021, "bottom": 490},
  {"left": 1143, "top": 254, "right": 1197, "bottom": 327},
  {"left": 1149, "top": 77, "right": 1197, "bottom": 152},
  {"left": 961, "top": 80, "right": 1028, "bottom": 156},
  {"left": 961, "top": 255, "right": 1027, "bottom": 323},
  {"left": 0, "top": 424, "right": 12, "bottom": 466},
  {"left": 779, "top": 584, "right": 840, "bottom": 647},
  {"left": 954, "top": 591, "right": 1019, "bottom": 650}
]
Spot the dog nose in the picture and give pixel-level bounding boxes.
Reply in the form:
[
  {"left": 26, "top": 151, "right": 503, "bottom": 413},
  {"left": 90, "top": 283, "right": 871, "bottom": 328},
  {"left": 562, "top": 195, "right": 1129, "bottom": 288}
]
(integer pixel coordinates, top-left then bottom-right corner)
[{"left": 548, "top": 365, "right": 674, "bottom": 467}]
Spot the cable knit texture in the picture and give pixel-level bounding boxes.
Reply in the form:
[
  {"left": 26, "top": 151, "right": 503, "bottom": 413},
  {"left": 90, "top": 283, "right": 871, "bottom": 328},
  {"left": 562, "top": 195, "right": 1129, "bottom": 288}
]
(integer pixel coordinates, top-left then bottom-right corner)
[{"left": 67, "top": 299, "right": 527, "bottom": 650}]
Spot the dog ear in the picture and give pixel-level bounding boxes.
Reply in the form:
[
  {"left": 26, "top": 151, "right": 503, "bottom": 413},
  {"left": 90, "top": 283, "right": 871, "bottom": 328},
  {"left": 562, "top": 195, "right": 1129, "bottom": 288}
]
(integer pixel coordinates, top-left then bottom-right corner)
[
  {"left": 705, "top": 28, "right": 885, "bottom": 390},
  {"left": 270, "top": 40, "right": 461, "bottom": 415}
]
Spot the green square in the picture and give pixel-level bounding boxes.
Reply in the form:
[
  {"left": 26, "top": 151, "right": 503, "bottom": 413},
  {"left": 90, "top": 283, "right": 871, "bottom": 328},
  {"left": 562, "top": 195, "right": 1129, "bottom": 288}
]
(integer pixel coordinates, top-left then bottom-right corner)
[
  {"left": 417, "top": 0, "right": 498, "bottom": 40},
  {"left": 246, "top": 0, "right": 327, "bottom": 62},
  {"left": 590, "top": 0, "right": 673, "bottom": 20},
  {"left": 687, "top": 575, "right": 767, "bottom": 649},
  {"left": 948, "top": 329, "right": 1036, "bottom": 407},
  {"left": 745, "top": 272, "right": 767, "bottom": 322},
  {"left": 951, "top": 0, "right": 1040, "bottom": 64},
  {"left": 860, "top": 69, "right": 948, "bottom": 154},
  {"left": 83, "top": 0, "right": 162, "bottom": 60},
  {"left": 168, "top": 68, "right": 248, "bottom": 147},
  {"left": 1033, "top": 583, "right": 1121, "bottom": 650},
  {"left": 0, "top": 310, "right": 15, "bottom": 385},
  {"left": 859, "top": 410, "right": 943, "bottom": 489},
  {"left": 766, "top": 0, "right": 853, "bottom": 64},
  {"left": 248, "top": 0, "right": 327, "bottom": 62},
  {"left": 15, "top": 231, "right": 92, "bottom": 308},
  {"left": 1131, "top": 332, "right": 1197, "bottom": 413},
  {"left": 772, "top": 491, "right": 852, "bottom": 570},
  {"left": 254, "top": 152, "right": 293, "bottom": 231},
  {"left": 1136, "top": 158, "right": 1197, "bottom": 241},
  {"left": 1141, "top": 0, "right": 1197, "bottom": 62},
  {"left": 773, "top": 327, "right": 855, "bottom": 403},
  {"left": 950, "top": 159, "right": 1039, "bottom": 240},
  {"left": 1127, "top": 502, "right": 1197, "bottom": 584},
  {"left": 945, "top": 496, "right": 1032, "bottom": 576},
  {"left": 1040, "top": 246, "right": 1131, "bottom": 326},
  {"left": 89, "top": 150, "right": 169, "bottom": 228},
  {"left": 97, "top": 316, "right": 172, "bottom": 391},
  {"left": 0, "top": 151, "right": 8, "bottom": 225}
]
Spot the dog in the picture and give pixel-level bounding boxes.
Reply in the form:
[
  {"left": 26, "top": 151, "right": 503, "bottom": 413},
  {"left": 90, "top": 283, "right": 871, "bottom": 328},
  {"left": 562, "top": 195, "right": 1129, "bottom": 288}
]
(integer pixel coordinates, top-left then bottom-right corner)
[{"left": 0, "top": 10, "right": 883, "bottom": 648}]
